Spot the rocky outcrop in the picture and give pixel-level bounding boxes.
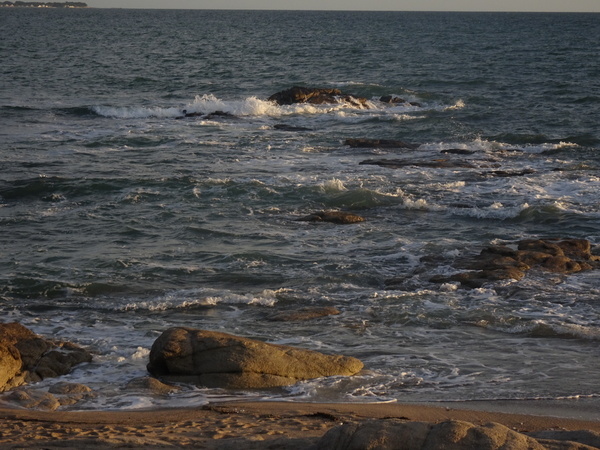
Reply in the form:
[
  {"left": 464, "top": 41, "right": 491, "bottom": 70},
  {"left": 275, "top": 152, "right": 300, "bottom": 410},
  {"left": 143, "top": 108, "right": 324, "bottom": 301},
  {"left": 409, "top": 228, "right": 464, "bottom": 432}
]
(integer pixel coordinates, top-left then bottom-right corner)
[
  {"left": 345, "top": 138, "right": 420, "bottom": 150},
  {"left": 315, "top": 419, "right": 597, "bottom": 450},
  {"left": 268, "top": 86, "right": 369, "bottom": 108},
  {"left": 297, "top": 210, "right": 365, "bottom": 224},
  {"left": 147, "top": 327, "right": 363, "bottom": 389},
  {"left": 430, "top": 238, "right": 600, "bottom": 289},
  {"left": 0, "top": 323, "right": 92, "bottom": 392}
]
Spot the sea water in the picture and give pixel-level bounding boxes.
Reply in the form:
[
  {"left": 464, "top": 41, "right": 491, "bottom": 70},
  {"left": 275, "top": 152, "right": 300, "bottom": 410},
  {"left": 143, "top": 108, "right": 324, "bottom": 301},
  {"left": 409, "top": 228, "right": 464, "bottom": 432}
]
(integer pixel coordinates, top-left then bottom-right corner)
[{"left": 1, "top": 9, "right": 599, "bottom": 416}]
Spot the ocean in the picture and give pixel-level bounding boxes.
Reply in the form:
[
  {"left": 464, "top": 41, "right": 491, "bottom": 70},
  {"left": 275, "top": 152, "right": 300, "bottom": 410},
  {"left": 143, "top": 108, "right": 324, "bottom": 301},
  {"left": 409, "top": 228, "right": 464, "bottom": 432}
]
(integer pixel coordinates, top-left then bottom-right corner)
[{"left": 1, "top": 8, "right": 599, "bottom": 416}]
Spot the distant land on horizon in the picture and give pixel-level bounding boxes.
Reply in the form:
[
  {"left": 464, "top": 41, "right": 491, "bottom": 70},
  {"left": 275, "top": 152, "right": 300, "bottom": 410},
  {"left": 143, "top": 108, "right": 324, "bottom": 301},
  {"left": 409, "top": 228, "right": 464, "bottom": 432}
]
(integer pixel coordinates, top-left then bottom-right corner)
[{"left": 0, "top": 1, "right": 87, "bottom": 7}]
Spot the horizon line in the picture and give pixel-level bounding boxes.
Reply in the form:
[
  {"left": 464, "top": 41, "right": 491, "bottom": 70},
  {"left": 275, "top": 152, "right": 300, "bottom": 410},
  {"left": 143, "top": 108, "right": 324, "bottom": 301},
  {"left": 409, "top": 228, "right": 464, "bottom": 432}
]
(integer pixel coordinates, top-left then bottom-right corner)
[{"left": 86, "top": 7, "right": 600, "bottom": 13}]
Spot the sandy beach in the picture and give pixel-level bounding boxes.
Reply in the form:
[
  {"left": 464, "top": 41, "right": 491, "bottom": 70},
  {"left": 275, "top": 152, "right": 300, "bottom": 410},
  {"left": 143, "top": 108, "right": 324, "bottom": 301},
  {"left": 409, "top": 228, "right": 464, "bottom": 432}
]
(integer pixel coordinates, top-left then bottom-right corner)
[{"left": 1, "top": 401, "right": 599, "bottom": 449}]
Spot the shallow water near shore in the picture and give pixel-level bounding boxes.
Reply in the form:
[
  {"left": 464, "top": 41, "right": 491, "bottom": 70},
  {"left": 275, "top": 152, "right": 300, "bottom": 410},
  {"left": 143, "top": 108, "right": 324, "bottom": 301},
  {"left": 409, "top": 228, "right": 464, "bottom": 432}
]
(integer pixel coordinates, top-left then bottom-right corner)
[{"left": 1, "top": 9, "right": 599, "bottom": 414}]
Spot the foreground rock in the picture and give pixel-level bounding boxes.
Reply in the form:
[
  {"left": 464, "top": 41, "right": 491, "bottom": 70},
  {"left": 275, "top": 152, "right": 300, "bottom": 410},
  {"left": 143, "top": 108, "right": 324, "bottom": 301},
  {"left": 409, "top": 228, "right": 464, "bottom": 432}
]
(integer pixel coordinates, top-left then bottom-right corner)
[
  {"left": 147, "top": 327, "right": 363, "bottom": 389},
  {"left": 315, "top": 419, "right": 597, "bottom": 450},
  {"left": 268, "top": 86, "right": 369, "bottom": 108},
  {"left": 297, "top": 210, "right": 365, "bottom": 224},
  {"left": 430, "top": 238, "right": 600, "bottom": 289},
  {"left": 0, "top": 322, "right": 92, "bottom": 392}
]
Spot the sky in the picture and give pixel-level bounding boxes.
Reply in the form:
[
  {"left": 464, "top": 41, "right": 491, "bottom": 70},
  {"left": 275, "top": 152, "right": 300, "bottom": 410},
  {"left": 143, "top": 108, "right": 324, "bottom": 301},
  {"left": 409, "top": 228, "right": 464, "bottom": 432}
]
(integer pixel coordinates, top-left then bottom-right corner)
[{"left": 87, "top": 0, "right": 600, "bottom": 12}]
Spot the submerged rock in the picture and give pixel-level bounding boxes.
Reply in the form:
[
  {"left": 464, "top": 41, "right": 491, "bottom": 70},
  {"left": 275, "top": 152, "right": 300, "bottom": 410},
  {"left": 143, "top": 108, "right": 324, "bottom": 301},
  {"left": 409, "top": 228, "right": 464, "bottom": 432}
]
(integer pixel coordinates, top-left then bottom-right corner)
[
  {"left": 297, "top": 210, "right": 365, "bottom": 224},
  {"left": 315, "top": 419, "right": 592, "bottom": 450},
  {"left": 273, "top": 123, "right": 313, "bottom": 132},
  {"left": 482, "top": 169, "right": 535, "bottom": 177},
  {"left": 429, "top": 238, "right": 600, "bottom": 289},
  {"left": 268, "top": 86, "right": 369, "bottom": 108},
  {"left": 360, "top": 158, "right": 478, "bottom": 169},
  {"left": 266, "top": 306, "right": 341, "bottom": 322},
  {"left": 126, "top": 376, "right": 180, "bottom": 395},
  {"left": 147, "top": 327, "right": 363, "bottom": 389},
  {"left": 345, "top": 138, "right": 419, "bottom": 150},
  {"left": 380, "top": 95, "right": 423, "bottom": 107},
  {"left": 177, "top": 110, "right": 235, "bottom": 120},
  {"left": 441, "top": 148, "right": 477, "bottom": 155},
  {"left": 0, "top": 323, "right": 92, "bottom": 392}
]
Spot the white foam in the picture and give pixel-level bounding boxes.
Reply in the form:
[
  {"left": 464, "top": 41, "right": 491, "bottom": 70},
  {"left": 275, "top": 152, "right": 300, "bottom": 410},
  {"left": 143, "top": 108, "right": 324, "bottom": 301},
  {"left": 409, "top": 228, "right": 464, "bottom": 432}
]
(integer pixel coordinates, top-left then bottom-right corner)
[
  {"left": 92, "top": 105, "right": 182, "bottom": 119},
  {"left": 444, "top": 99, "right": 466, "bottom": 110},
  {"left": 122, "top": 287, "right": 284, "bottom": 311},
  {"left": 319, "top": 178, "right": 348, "bottom": 193}
]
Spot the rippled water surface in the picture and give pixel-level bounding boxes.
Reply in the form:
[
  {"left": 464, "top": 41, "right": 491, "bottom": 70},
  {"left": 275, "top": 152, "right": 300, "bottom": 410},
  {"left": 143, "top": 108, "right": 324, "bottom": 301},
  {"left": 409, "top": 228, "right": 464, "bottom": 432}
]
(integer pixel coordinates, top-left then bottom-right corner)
[{"left": 1, "top": 9, "right": 599, "bottom": 414}]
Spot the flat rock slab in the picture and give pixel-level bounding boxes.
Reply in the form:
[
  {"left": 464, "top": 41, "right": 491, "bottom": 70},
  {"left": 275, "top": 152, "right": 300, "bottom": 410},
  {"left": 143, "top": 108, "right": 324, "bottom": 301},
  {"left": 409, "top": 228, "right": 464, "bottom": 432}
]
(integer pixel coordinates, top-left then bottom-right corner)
[{"left": 147, "top": 327, "right": 364, "bottom": 389}]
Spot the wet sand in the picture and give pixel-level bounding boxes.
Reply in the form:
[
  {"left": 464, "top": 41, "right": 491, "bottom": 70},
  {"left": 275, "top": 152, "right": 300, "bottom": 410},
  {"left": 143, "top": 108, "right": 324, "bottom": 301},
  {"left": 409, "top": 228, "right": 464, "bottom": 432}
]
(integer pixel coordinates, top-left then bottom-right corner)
[{"left": 1, "top": 401, "right": 599, "bottom": 449}]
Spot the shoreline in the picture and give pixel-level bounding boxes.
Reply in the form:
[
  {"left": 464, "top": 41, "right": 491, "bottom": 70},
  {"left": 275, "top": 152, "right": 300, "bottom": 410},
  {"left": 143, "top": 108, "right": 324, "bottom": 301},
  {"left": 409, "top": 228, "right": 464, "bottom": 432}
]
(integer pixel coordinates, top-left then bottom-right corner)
[{"left": 1, "top": 401, "right": 599, "bottom": 449}]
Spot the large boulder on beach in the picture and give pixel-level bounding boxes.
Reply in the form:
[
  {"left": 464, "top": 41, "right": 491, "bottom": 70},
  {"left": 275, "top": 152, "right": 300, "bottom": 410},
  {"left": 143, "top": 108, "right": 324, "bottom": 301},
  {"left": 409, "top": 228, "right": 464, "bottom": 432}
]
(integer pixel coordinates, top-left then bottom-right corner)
[
  {"left": 268, "top": 86, "right": 369, "bottom": 108},
  {"left": 315, "top": 419, "right": 595, "bottom": 450},
  {"left": 0, "top": 322, "right": 92, "bottom": 392},
  {"left": 147, "top": 327, "right": 364, "bottom": 389}
]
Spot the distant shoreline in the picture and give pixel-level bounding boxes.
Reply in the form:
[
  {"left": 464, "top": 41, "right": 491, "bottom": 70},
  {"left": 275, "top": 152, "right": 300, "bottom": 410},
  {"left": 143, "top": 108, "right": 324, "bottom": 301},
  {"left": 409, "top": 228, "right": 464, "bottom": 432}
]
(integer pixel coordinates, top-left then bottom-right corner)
[{"left": 0, "top": 1, "right": 87, "bottom": 7}]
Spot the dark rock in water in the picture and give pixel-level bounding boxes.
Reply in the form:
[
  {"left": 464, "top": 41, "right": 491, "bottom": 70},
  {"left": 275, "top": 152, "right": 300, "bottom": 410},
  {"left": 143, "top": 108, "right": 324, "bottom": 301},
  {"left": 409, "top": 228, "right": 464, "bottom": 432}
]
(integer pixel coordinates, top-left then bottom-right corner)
[
  {"left": 268, "top": 86, "right": 369, "bottom": 108},
  {"left": 483, "top": 169, "right": 535, "bottom": 177},
  {"left": 380, "top": 95, "right": 422, "bottom": 107},
  {"left": 345, "top": 138, "right": 419, "bottom": 150},
  {"left": 266, "top": 306, "right": 341, "bottom": 322},
  {"left": 180, "top": 110, "right": 203, "bottom": 118},
  {"left": 0, "top": 323, "right": 92, "bottom": 392},
  {"left": 380, "top": 95, "right": 405, "bottom": 103},
  {"left": 429, "top": 238, "right": 600, "bottom": 289},
  {"left": 441, "top": 148, "right": 476, "bottom": 155},
  {"left": 177, "top": 110, "right": 235, "bottom": 120},
  {"left": 360, "top": 159, "right": 478, "bottom": 169},
  {"left": 147, "top": 327, "right": 363, "bottom": 389},
  {"left": 297, "top": 211, "right": 365, "bottom": 224},
  {"left": 431, "top": 267, "right": 527, "bottom": 289},
  {"left": 273, "top": 123, "right": 312, "bottom": 132},
  {"left": 204, "top": 110, "right": 235, "bottom": 120},
  {"left": 315, "top": 419, "right": 577, "bottom": 450}
]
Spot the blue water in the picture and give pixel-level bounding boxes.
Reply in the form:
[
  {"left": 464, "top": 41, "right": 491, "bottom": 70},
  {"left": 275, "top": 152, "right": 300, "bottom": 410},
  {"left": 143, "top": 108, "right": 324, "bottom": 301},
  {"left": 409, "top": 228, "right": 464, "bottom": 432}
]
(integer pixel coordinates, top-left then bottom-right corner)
[{"left": 1, "top": 9, "right": 599, "bottom": 415}]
